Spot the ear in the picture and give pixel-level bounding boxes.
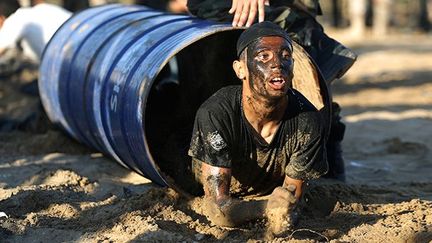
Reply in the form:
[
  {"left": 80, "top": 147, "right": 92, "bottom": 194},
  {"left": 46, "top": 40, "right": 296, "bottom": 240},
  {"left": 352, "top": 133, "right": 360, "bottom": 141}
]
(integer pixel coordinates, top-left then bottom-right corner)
[{"left": 232, "top": 60, "right": 246, "bottom": 80}]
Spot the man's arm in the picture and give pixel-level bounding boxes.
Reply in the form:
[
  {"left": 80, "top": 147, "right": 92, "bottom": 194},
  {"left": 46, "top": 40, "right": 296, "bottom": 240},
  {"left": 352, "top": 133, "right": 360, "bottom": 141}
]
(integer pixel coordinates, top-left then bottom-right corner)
[
  {"left": 200, "top": 162, "right": 267, "bottom": 227},
  {"left": 200, "top": 162, "right": 298, "bottom": 227}
]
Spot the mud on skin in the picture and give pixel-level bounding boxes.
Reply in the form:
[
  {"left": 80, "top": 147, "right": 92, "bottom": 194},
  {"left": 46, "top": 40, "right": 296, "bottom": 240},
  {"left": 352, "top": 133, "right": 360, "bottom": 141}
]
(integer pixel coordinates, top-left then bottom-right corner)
[{"left": 246, "top": 38, "right": 293, "bottom": 101}]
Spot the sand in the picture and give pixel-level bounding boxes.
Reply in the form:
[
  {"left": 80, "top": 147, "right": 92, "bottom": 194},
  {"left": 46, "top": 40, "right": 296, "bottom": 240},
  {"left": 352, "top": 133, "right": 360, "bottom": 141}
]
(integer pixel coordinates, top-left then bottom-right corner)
[{"left": 1, "top": 33, "right": 432, "bottom": 242}]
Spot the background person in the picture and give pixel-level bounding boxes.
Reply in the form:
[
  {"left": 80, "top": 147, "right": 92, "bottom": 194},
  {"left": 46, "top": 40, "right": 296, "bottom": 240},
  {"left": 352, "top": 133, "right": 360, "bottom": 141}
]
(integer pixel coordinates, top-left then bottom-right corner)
[
  {"left": 135, "top": 0, "right": 188, "bottom": 13},
  {"left": 0, "top": 0, "right": 71, "bottom": 63}
]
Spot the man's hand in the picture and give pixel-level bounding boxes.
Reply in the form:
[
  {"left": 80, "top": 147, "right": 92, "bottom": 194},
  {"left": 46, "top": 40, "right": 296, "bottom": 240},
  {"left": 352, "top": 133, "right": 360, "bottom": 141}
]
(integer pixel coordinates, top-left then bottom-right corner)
[
  {"left": 266, "top": 185, "right": 297, "bottom": 235},
  {"left": 229, "top": 0, "right": 269, "bottom": 27}
]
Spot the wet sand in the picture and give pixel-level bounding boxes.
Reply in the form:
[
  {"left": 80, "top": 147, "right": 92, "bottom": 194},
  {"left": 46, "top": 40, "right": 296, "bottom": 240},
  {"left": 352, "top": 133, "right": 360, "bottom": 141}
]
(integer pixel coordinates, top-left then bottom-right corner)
[{"left": 1, "top": 33, "right": 432, "bottom": 242}]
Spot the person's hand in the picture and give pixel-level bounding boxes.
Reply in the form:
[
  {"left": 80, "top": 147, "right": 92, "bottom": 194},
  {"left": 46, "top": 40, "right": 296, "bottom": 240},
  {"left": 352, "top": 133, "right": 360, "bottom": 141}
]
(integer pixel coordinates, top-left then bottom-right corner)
[
  {"left": 229, "top": 0, "right": 269, "bottom": 27},
  {"left": 265, "top": 185, "right": 297, "bottom": 235},
  {"left": 267, "top": 185, "right": 297, "bottom": 211}
]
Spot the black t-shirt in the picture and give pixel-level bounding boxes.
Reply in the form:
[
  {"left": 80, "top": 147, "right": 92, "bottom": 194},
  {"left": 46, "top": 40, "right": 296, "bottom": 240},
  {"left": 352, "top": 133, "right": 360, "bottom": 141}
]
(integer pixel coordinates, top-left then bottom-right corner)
[{"left": 188, "top": 85, "right": 328, "bottom": 196}]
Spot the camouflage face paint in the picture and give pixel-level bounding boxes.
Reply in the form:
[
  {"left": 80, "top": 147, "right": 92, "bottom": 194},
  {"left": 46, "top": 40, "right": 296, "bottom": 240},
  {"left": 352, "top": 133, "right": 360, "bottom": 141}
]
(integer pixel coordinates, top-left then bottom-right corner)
[{"left": 246, "top": 36, "right": 294, "bottom": 102}]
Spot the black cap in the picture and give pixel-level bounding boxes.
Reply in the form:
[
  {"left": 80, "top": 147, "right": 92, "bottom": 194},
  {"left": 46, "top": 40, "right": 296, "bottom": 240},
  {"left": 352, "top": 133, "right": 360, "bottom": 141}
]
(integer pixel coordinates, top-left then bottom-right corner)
[{"left": 236, "top": 21, "right": 293, "bottom": 57}]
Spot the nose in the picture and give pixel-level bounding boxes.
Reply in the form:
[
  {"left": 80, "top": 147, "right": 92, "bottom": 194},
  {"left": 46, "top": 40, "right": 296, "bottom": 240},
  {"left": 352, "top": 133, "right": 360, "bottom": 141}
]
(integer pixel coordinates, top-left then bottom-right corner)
[{"left": 270, "top": 54, "right": 282, "bottom": 70}]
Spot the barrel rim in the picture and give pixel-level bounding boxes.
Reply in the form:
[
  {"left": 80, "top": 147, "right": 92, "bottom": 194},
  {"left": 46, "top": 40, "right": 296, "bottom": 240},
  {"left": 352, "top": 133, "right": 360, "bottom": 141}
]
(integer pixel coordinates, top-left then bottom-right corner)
[{"left": 140, "top": 25, "right": 244, "bottom": 189}]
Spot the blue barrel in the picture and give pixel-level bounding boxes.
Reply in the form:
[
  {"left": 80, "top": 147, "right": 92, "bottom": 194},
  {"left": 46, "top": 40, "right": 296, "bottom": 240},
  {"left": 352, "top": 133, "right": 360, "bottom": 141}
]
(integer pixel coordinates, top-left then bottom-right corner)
[{"left": 39, "top": 4, "right": 330, "bottom": 194}]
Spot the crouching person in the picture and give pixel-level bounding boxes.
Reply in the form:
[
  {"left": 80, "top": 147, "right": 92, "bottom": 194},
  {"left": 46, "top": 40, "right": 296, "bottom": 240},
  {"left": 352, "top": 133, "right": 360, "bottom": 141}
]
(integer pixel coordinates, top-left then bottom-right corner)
[{"left": 188, "top": 21, "right": 328, "bottom": 234}]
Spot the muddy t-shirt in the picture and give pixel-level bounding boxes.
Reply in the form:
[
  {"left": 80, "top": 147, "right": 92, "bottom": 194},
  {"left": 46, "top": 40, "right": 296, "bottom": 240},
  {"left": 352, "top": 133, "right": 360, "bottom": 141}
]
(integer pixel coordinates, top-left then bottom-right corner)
[{"left": 188, "top": 85, "right": 328, "bottom": 197}]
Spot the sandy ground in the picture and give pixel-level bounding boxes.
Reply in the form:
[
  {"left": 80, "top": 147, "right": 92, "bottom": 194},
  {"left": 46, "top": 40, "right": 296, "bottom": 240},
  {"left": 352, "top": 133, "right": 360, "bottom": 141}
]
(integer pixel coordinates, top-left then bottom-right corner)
[{"left": 1, "top": 32, "right": 432, "bottom": 242}]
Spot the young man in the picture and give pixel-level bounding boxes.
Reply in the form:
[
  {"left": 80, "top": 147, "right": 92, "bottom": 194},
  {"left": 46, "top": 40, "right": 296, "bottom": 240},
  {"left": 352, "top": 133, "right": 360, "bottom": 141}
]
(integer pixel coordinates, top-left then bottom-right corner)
[
  {"left": 187, "top": 0, "right": 355, "bottom": 181},
  {"left": 188, "top": 21, "right": 328, "bottom": 231},
  {"left": 0, "top": 0, "right": 71, "bottom": 62}
]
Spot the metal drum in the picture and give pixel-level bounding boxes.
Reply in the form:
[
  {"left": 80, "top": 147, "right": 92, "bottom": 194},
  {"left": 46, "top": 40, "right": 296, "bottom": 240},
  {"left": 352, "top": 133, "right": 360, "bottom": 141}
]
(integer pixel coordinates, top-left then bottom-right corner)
[{"left": 39, "top": 4, "right": 330, "bottom": 195}]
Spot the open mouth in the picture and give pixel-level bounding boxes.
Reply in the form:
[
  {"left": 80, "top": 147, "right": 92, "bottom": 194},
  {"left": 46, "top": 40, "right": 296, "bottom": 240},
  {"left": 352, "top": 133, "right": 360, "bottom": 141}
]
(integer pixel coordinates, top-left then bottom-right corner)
[{"left": 268, "top": 77, "right": 286, "bottom": 90}]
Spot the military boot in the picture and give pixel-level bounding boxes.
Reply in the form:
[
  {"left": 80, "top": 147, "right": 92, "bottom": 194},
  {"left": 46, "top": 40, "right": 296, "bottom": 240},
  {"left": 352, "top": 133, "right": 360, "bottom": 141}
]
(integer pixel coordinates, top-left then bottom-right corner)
[
  {"left": 289, "top": 17, "right": 357, "bottom": 84},
  {"left": 311, "top": 30, "right": 357, "bottom": 83}
]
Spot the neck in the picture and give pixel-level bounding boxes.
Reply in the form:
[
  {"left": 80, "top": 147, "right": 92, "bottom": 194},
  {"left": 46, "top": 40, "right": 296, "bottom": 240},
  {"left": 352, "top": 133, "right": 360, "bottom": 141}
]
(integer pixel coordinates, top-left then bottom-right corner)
[{"left": 242, "top": 87, "right": 288, "bottom": 129}]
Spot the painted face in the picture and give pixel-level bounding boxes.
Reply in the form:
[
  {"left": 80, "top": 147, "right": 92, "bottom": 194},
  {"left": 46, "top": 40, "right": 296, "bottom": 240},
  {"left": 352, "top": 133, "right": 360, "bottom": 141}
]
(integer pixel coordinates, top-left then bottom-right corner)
[{"left": 246, "top": 36, "right": 294, "bottom": 100}]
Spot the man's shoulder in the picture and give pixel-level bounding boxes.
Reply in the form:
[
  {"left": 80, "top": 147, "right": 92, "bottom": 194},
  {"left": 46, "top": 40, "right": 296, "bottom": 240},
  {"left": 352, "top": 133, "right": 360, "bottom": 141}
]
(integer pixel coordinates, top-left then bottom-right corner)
[
  {"left": 213, "top": 85, "right": 241, "bottom": 99},
  {"left": 193, "top": 85, "right": 241, "bottom": 131},
  {"left": 199, "top": 85, "right": 241, "bottom": 113},
  {"left": 287, "top": 89, "right": 323, "bottom": 126}
]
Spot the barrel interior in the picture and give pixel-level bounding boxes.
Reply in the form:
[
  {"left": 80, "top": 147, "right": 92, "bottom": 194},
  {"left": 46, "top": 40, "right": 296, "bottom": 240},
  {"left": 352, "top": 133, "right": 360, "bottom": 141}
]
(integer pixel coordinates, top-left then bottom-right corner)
[{"left": 145, "top": 30, "right": 242, "bottom": 195}]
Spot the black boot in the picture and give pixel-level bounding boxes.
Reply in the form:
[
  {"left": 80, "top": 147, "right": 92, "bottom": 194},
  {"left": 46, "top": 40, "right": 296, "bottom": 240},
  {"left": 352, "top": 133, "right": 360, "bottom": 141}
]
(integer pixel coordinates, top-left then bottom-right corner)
[
  {"left": 324, "top": 102, "right": 346, "bottom": 181},
  {"left": 312, "top": 31, "right": 357, "bottom": 83},
  {"left": 295, "top": 18, "right": 357, "bottom": 83}
]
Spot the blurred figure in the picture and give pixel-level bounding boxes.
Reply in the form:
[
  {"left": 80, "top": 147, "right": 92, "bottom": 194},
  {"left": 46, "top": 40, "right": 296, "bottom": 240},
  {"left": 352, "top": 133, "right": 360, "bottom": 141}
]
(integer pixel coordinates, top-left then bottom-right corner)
[
  {"left": 135, "top": 0, "right": 167, "bottom": 10},
  {"left": 418, "top": 0, "right": 430, "bottom": 31},
  {"left": 348, "top": 0, "right": 391, "bottom": 37},
  {"left": 372, "top": 0, "right": 391, "bottom": 36},
  {"left": 168, "top": 0, "right": 187, "bottom": 13},
  {"left": 347, "top": 0, "right": 432, "bottom": 37},
  {"left": 0, "top": 0, "right": 71, "bottom": 63},
  {"left": 429, "top": 0, "right": 432, "bottom": 24},
  {"left": 63, "top": 0, "right": 89, "bottom": 12},
  {"left": 136, "top": 0, "right": 187, "bottom": 13},
  {"left": 68, "top": 0, "right": 110, "bottom": 8},
  {"left": 89, "top": 0, "right": 107, "bottom": 6},
  {"left": 348, "top": 0, "right": 367, "bottom": 37},
  {"left": 330, "top": 0, "right": 342, "bottom": 27}
]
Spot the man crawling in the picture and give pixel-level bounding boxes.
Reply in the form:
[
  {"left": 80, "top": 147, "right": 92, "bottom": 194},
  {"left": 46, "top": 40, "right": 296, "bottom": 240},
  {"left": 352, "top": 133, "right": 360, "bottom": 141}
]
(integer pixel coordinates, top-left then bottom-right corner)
[{"left": 188, "top": 21, "right": 328, "bottom": 232}]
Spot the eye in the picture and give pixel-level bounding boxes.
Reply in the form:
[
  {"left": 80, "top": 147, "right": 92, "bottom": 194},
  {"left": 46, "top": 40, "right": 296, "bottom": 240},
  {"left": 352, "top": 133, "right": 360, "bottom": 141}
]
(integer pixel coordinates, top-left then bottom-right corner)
[
  {"left": 282, "top": 49, "right": 291, "bottom": 60},
  {"left": 256, "top": 50, "right": 272, "bottom": 62}
]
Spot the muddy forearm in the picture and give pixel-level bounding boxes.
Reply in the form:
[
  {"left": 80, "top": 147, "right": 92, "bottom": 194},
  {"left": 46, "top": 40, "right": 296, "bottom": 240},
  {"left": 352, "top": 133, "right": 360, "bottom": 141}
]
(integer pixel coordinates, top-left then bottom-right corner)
[
  {"left": 204, "top": 197, "right": 267, "bottom": 227},
  {"left": 200, "top": 162, "right": 268, "bottom": 227}
]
